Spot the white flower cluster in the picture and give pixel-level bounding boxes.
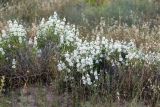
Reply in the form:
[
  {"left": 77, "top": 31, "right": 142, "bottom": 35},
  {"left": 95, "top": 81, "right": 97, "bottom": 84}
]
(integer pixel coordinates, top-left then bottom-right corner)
[
  {"left": 7, "top": 20, "right": 26, "bottom": 37},
  {"left": 35, "top": 12, "right": 79, "bottom": 47},
  {"left": 48, "top": 13, "right": 160, "bottom": 86},
  {"left": 1, "top": 20, "right": 26, "bottom": 44},
  {"left": 0, "top": 20, "right": 26, "bottom": 70},
  {"left": 12, "top": 58, "right": 16, "bottom": 69},
  {"left": 0, "top": 12, "right": 160, "bottom": 79},
  {"left": 0, "top": 48, "right": 5, "bottom": 56},
  {"left": 82, "top": 74, "right": 92, "bottom": 85}
]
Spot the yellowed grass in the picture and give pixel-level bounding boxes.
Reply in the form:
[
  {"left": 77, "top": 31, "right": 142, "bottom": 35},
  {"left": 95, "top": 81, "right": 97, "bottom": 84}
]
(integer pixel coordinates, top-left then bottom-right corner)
[{"left": 0, "top": 0, "right": 71, "bottom": 23}]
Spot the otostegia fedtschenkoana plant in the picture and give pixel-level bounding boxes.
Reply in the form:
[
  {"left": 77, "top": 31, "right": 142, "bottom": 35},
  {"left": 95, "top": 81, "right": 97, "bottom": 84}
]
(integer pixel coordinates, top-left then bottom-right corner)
[{"left": 0, "top": 12, "right": 160, "bottom": 96}]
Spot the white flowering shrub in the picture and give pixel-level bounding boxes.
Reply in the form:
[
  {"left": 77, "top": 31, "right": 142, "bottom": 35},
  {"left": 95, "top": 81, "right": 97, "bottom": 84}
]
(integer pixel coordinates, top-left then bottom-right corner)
[
  {"left": 58, "top": 36, "right": 159, "bottom": 84},
  {"left": 0, "top": 20, "right": 27, "bottom": 71},
  {"left": 35, "top": 12, "right": 80, "bottom": 49},
  {"left": 35, "top": 13, "right": 158, "bottom": 97},
  {"left": 0, "top": 12, "right": 159, "bottom": 102},
  {"left": 22, "top": 13, "right": 159, "bottom": 99},
  {"left": 31, "top": 13, "right": 82, "bottom": 78}
]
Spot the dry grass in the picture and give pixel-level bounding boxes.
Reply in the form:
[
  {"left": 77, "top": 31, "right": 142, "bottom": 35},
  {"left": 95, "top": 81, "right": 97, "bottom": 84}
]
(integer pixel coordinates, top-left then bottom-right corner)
[
  {"left": 1, "top": 85, "right": 159, "bottom": 107},
  {"left": 0, "top": 0, "right": 71, "bottom": 23},
  {"left": 0, "top": 0, "right": 160, "bottom": 106}
]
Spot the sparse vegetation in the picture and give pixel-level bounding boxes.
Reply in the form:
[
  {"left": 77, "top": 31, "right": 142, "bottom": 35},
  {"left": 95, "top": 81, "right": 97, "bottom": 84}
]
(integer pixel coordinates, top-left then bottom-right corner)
[{"left": 0, "top": 0, "right": 160, "bottom": 107}]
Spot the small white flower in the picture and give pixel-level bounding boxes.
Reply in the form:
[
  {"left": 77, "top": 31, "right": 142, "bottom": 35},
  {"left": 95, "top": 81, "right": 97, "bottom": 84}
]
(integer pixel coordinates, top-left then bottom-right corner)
[
  {"left": 12, "top": 65, "right": 16, "bottom": 69},
  {"left": 95, "top": 75, "right": 98, "bottom": 80},
  {"left": 0, "top": 48, "right": 5, "bottom": 55},
  {"left": 86, "top": 77, "right": 92, "bottom": 85},
  {"left": 28, "top": 38, "right": 33, "bottom": 45},
  {"left": 12, "top": 59, "right": 16, "bottom": 65},
  {"left": 37, "top": 49, "right": 42, "bottom": 57},
  {"left": 83, "top": 79, "right": 87, "bottom": 85},
  {"left": 119, "top": 55, "right": 123, "bottom": 62},
  {"left": 12, "top": 59, "right": 16, "bottom": 69},
  {"left": 69, "top": 61, "right": 73, "bottom": 66},
  {"left": 18, "top": 37, "right": 22, "bottom": 44},
  {"left": 82, "top": 76, "right": 85, "bottom": 80}
]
